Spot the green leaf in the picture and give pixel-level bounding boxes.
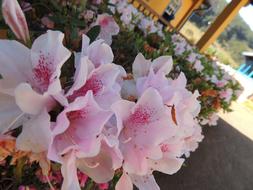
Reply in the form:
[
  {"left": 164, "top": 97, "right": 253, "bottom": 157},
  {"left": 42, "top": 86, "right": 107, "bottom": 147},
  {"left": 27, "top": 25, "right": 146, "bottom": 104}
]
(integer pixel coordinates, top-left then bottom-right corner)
[
  {"left": 70, "top": 26, "right": 78, "bottom": 40},
  {"left": 49, "top": 0, "right": 62, "bottom": 11},
  {"left": 71, "top": 18, "right": 86, "bottom": 27},
  {"left": 86, "top": 25, "right": 101, "bottom": 43},
  {"left": 49, "top": 15, "right": 67, "bottom": 25}
]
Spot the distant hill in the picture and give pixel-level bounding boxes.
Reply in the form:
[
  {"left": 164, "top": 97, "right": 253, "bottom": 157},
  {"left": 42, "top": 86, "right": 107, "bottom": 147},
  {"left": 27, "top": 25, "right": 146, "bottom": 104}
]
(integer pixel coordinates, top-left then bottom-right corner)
[{"left": 190, "top": 0, "right": 253, "bottom": 67}]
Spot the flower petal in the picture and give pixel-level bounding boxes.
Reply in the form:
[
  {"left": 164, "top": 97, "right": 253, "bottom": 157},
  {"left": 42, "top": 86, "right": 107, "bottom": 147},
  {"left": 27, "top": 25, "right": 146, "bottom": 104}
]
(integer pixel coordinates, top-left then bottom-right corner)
[
  {"left": 30, "top": 30, "right": 71, "bottom": 93},
  {"left": 130, "top": 174, "right": 160, "bottom": 190},
  {"left": 152, "top": 56, "right": 173, "bottom": 75},
  {"left": 113, "top": 88, "right": 175, "bottom": 175},
  {"left": 15, "top": 83, "right": 55, "bottom": 115},
  {"left": 132, "top": 53, "right": 151, "bottom": 79},
  {"left": 96, "top": 14, "right": 119, "bottom": 45},
  {"left": 16, "top": 109, "right": 52, "bottom": 153},
  {"left": 68, "top": 64, "right": 122, "bottom": 109},
  {"left": 136, "top": 70, "right": 168, "bottom": 98},
  {"left": 2, "top": 0, "right": 30, "bottom": 42},
  {"left": 66, "top": 56, "right": 89, "bottom": 97},
  {"left": 111, "top": 100, "right": 135, "bottom": 136},
  {"left": 171, "top": 72, "right": 187, "bottom": 89},
  {"left": 77, "top": 141, "right": 122, "bottom": 183},
  {"left": 115, "top": 172, "right": 133, "bottom": 190},
  {"left": 81, "top": 35, "right": 114, "bottom": 67},
  {"left": 148, "top": 157, "right": 184, "bottom": 175},
  {"left": 0, "top": 92, "right": 25, "bottom": 133},
  {"left": 51, "top": 91, "right": 112, "bottom": 158},
  {"left": 61, "top": 151, "right": 81, "bottom": 190},
  {"left": 0, "top": 40, "right": 31, "bottom": 83}
]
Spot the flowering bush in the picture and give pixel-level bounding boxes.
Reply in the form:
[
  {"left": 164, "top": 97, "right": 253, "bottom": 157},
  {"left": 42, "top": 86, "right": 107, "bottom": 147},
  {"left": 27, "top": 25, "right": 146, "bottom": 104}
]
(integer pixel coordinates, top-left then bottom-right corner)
[
  {"left": 109, "top": 0, "right": 242, "bottom": 126},
  {"left": 0, "top": 0, "right": 241, "bottom": 190}
]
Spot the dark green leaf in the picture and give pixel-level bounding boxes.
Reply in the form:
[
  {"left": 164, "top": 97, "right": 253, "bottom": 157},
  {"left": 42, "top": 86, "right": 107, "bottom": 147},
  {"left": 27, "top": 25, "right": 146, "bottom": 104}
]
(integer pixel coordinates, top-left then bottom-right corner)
[{"left": 86, "top": 25, "right": 101, "bottom": 42}]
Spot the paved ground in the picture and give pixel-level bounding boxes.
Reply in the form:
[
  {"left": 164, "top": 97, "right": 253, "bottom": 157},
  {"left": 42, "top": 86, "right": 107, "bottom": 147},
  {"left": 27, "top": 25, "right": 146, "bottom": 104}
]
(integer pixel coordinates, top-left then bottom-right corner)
[
  {"left": 154, "top": 103, "right": 253, "bottom": 190},
  {"left": 219, "top": 102, "right": 253, "bottom": 141}
]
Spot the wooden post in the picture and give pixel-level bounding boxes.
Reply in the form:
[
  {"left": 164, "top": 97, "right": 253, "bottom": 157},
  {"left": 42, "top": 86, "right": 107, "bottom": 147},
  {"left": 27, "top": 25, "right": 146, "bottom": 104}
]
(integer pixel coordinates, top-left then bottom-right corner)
[
  {"left": 197, "top": 0, "right": 250, "bottom": 52},
  {"left": 170, "top": 0, "right": 204, "bottom": 30}
]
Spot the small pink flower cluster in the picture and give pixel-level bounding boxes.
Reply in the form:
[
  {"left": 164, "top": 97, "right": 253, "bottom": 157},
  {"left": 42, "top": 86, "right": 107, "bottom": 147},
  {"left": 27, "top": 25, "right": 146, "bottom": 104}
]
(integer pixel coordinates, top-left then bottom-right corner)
[
  {"left": 172, "top": 34, "right": 204, "bottom": 72},
  {"left": 109, "top": 0, "right": 164, "bottom": 37}
]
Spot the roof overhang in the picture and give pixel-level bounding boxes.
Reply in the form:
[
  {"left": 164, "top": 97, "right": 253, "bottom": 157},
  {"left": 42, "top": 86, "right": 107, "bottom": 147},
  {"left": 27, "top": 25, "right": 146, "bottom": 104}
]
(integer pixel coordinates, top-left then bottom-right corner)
[{"left": 242, "top": 52, "right": 253, "bottom": 57}]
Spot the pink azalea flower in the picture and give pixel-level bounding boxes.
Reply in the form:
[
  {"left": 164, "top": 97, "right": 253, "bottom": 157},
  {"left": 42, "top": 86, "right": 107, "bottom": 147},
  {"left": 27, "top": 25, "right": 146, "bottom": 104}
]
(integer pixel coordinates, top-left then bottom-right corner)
[
  {"left": 0, "top": 90, "right": 28, "bottom": 133},
  {"left": 120, "top": 7, "right": 132, "bottom": 25},
  {"left": 187, "top": 53, "right": 197, "bottom": 63},
  {"left": 210, "top": 75, "right": 228, "bottom": 88},
  {"left": 41, "top": 16, "right": 55, "bottom": 29},
  {"left": 49, "top": 91, "right": 113, "bottom": 162},
  {"left": 2, "top": 0, "right": 30, "bottom": 43},
  {"left": 133, "top": 53, "right": 173, "bottom": 78},
  {"left": 112, "top": 88, "right": 174, "bottom": 178},
  {"left": 139, "top": 18, "right": 157, "bottom": 35},
  {"left": 0, "top": 30, "right": 71, "bottom": 133},
  {"left": 66, "top": 35, "right": 126, "bottom": 109},
  {"left": 114, "top": 88, "right": 184, "bottom": 190},
  {"left": 219, "top": 88, "right": 233, "bottom": 102},
  {"left": 125, "top": 53, "right": 203, "bottom": 160},
  {"left": 66, "top": 58, "right": 123, "bottom": 109},
  {"left": 80, "top": 35, "right": 114, "bottom": 68},
  {"left": 129, "top": 53, "right": 173, "bottom": 100},
  {"left": 77, "top": 139, "right": 123, "bottom": 183},
  {"left": 165, "top": 74, "right": 203, "bottom": 156},
  {"left": 174, "top": 42, "right": 186, "bottom": 55},
  {"left": 16, "top": 109, "right": 52, "bottom": 153},
  {"left": 171, "top": 34, "right": 179, "bottom": 43},
  {"left": 124, "top": 53, "right": 203, "bottom": 163},
  {"left": 48, "top": 91, "right": 118, "bottom": 189},
  {"left": 59, "top": 139, "right": 122, "bottom": 189},
  {"left": 200, "top": 114, "right": 219, "bottom": 126},
  {"left": 116, "top": 172, "right": 160, "bottom": 190},
  {"left": 61, "top": 151, "right": 81, "bottom": 190},
  {"left": 95, "top": 14, "right": 120, "bottom": 45},
  {"left": 182, "top": 123, "right": 203, "bottom": 157},
  {"left": 194, "top": 60, "right": 204, "bottom": 72},
  {"left": 209, "top": 114, "right": 219, "bottom": 126},
  {"left": 80, "top": 10, "right": 95, "bottom": 21}
]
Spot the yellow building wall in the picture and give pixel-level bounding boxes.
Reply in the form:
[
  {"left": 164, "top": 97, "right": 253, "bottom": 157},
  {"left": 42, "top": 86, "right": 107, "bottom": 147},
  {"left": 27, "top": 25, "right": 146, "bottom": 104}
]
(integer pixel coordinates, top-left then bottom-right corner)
[
  {"left": 141, "top": 0, "right": 171, "bottom": 16},
  {"left": 170, "top": 0, "right": 204, "bottom": 29},
  {"left": 132, "top": 0, "right": 204, "bottom": 30}
]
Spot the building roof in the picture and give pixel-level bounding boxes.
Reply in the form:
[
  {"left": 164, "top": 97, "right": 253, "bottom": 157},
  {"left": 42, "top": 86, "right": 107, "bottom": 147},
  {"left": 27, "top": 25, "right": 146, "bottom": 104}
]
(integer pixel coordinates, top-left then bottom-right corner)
[{"left": 242, "top": 52, "right": 253, "bottom": 57}]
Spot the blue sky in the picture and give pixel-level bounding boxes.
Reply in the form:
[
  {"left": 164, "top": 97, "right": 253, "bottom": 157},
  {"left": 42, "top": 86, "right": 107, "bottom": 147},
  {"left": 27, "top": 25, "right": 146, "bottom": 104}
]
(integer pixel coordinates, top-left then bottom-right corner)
[{"left": 225, "top": 0, "right": 253, "bottom": 31}]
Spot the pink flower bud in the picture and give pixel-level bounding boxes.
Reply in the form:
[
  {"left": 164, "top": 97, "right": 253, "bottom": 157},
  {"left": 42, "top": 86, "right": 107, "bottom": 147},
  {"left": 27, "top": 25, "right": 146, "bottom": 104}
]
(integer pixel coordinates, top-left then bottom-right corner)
[
  {"left": 18, "top": 186, "right": 26, "bottom": 190},
  {"left": 98, "top": 183, "right": 109, "bottom": 190},
  {"left": 2, "top": 0, "right": 30, "bottom": 42}
]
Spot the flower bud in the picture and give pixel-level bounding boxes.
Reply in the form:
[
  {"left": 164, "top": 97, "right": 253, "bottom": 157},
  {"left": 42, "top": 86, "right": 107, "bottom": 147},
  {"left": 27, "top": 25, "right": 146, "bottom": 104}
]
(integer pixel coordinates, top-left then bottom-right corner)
[{"left": 2, "top": 0, "right": 30, "bottom": 43}]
